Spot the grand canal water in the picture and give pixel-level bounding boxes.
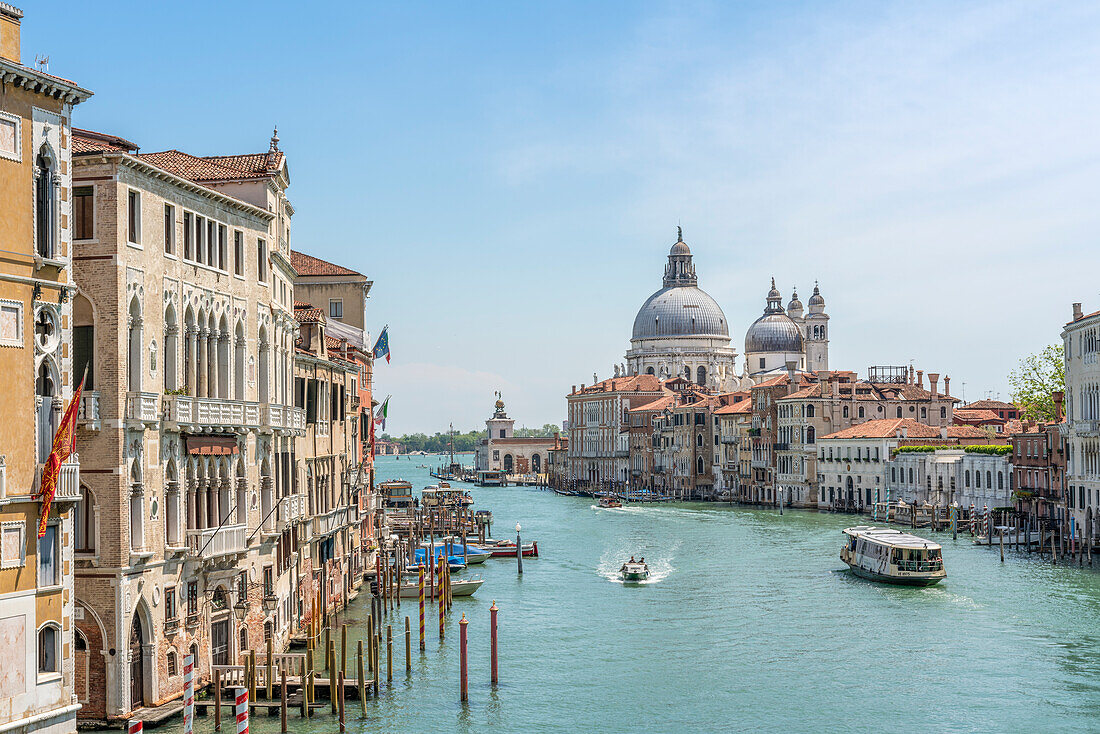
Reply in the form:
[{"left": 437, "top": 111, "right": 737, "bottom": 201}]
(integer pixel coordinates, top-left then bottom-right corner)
[{"left": 175, "top": 454, "right": 1100, "bottom": 733}]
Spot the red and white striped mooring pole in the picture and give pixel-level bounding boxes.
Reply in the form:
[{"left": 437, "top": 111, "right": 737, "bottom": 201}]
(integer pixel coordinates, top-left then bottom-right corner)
[
  {"left": 182, "top": 653, "right": 194, "bottom": 734},
  {"left": 127, "top": 720, "right": 142, "bottom": 734},
  {"left": 234, "top": 687, "right": 249, "bottom": 734}
]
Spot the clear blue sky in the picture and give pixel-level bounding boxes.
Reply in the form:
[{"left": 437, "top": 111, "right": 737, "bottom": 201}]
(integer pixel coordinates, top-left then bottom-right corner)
[{"left": 27, "top": 1, "right": 1100, "bottom": 434}]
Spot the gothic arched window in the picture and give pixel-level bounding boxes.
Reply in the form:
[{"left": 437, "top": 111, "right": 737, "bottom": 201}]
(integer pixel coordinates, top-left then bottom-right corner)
[{"left": 35, "top": 146, "right": 57, "bottom": 259}]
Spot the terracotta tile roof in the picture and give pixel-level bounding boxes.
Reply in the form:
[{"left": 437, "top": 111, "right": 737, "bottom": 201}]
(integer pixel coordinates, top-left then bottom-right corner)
[
  {"left": 780, "top": 385, "right": 823, "bottom": 400},
  {"left": 954, "top": 409, "right": 1002, "bottom": 423},
  {"left": 294, "top": 307, "right": 325, "bottom": 324},
  {"left": 628, "top": 395, "right": 674, "bottom": 413},
  {"left": 72, "top": 128, "right": 139, "bottom": 155},
  {"left": 290, "top": 250, "right": 363, "bottom": 277},
  {"left": 137, "top": 149, "right": 257, "bottom": 182},
  {"left": 821, "top": 419, "right": 990, "bottom": 440},
  {"left": 294, "top": 300, "right": 312, "bottom": 309},
  {"left": 714, "top": 398, "right": 752, "bottom": 415},
  {"left": 204, "top": 152, "right": 284, "bottom": 176},
  {"left": 572, "top": 374, "right": 666, "bottom": 395},
  {"left": 963, "top": 400, "right": 1018, "bottom": 411}
]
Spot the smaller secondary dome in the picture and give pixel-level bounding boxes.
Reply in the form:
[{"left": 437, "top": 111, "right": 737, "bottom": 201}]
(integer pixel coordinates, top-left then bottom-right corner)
[
  {"left": 670, "top": 240, "right": 691, "bottom": 256},
  {"left": 788, "top": 289, "right": 803, "bottom": 313},
  {"left": 745, "top": 314, "right": 804, "bottom": 353}
]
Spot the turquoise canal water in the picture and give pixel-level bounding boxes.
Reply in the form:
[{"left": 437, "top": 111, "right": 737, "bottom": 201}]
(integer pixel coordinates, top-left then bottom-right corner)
[{"left": 175, "top": 454, "right": 1100, "bottom": 733}]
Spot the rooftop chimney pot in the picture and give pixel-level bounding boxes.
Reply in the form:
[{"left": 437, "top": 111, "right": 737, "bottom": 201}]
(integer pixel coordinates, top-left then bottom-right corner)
[{"left": 1073, "top": 303, "right": 1083, "bottom": 321}]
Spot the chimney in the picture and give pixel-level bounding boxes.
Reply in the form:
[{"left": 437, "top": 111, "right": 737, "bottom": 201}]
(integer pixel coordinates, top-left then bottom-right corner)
[
  {"left": 928, "top": 373, "right": 940, "bottom": 398},
  {"left": 1053, "top": 390, "right": 1065, "bottom": 422},
  {"left": 908, "top": 365, "right": 914, "bottom": 384},
  {"left": 571, "top": 385, "right": 576, "bottom": 395},
  {"left": 0, "top": 3, "right": 21, "bottom": 64},
  {"left": 1073, "top": 303, "right": 1083, "bottom": 321},
  {"left": 916, "top": 370, "right": 924, "bottom": 389},
  {"left": 943, "top": 376, "right": 950, "bottom": 397},
  {"left": 785, "top": 360, "right": 798, "bottom": 395}
]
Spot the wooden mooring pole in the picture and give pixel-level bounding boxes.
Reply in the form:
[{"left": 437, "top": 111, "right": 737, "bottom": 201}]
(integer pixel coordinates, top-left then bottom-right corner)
[
  {"left": 459, "top": 613, "right": 469, "bottom": 702},
  {"left": 279, "top": 668, "right": 287, "bottom": 733},
  {"left": 213, "top": 668, "right": 221, "bottom": 731},
  {"left": 357, "top": 640, "right": 366, "bottom": 711},
  {"left": 405, "top": 616, "right": 412, "bottom": 672},
  {"left": 490, "top": 600, "right": 499, "bottom": 685}
]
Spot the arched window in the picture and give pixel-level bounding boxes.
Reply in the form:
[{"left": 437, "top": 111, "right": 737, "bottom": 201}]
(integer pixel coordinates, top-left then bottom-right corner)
[
  {"left": 258, "top": 326, "right": 270, "bottom": 404},
  {"left": 908, "top": 468, "right": 914, "bottom": 484},
  {"left": 696, "top": 456, "right": 705, "bottom": 475},
  {"left": 234, "top": 322, "right": 246, "bottom": 399},
  {"left": 36, "top": 358, "right": 59, "bottom": 463},
  {"left": 976, "top": 471, "right": 981, "bottom": 488},
  {"left": 806, "top": 404, "right": 815, "bottom": 417},
  {"left": 503, "top": 454, "right": 514, "bottom": 473},
  {"left": 940, "top": 406, "right": 947, "bottom": 419},
  {"left": 896, "top": 406, "right": 902, "bottom": 418},
  {"left": 843, "top": 405, "right": 849, "bottom": 418},
  {"left": 697, "top": 366, "right": 707, "bottom": 386},
  {"left": 189, "top": 643, "right": 199, "bottom": 669},
  {"left": 696, "top": 434, "right": 703, "bottom": 447},
  {"left": 38, "top": 623, "right": 60, "bottom": 674},
  {"left": 965, "top": 470, "right": 970, "bottom": 487},
  {"left": 164, "top": 305, "right": 178, "bottom": 391},
  {"left": 998, "top": 472, "right": 1003, "bottom": 490},
  {"left": 646, "top": 366, "right": 654, "bottom": 375},
  {"left": 127, "top": 298, "right": 142, "bottom": 392},
  {"left": 167, "top": 649, "right": 178, "bottom": 677},
  {"left": 35, "top": 145, "right": 57, "bottom": 259},
  {"left": 130, "top": 461, "right": 144, "bottom": 551},
  {"left": 806, "top": 426, "right": 815, "bottom": 444},
  {"left": 858, "top": 406, "right": 865, "bottom": 418},
  {"left": 891, "top": 466, "right": 897, "bottom": 482},
  {"left": 240, "top": 626, "right": 249, "bottom": 653},
  {"left": 74, "top": 294, "right": 96, "bottom": 390},
  {"left": 986, "top": 471, "right": 992, "bottom": 489}
]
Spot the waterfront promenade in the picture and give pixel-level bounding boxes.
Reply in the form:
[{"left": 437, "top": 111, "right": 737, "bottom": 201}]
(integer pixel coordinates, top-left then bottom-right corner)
[{"left": 170, "top": 454, "right": 1099, "bottom": 733}]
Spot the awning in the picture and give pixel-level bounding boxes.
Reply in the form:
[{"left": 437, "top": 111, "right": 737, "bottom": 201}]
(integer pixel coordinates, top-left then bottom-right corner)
[{"left": 185, "top": 435, "right": 240, "bottom": 456}]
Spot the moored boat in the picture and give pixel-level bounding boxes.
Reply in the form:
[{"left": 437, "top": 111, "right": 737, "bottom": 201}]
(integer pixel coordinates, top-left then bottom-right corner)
[
  {"left": 840, "top": 526, "right": 946, "bottom": 586},
  {"left": 398, "top": 577, "right": 484, "bottom": 599},
  {"left": 486, "top": 540, "right": 538, "bottom": 558}
]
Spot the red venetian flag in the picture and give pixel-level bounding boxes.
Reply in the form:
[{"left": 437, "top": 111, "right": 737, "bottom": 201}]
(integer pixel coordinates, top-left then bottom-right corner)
[{"left": 32, "top": 372, "right": 85, "bottom": 538}]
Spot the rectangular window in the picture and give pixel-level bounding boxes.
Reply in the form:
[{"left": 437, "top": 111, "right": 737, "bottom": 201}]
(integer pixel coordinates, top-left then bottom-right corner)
[
  {"left": 38, "top": 523, "right": 59, "bottom": 587},
  {"left": 165, "top": 586, "right": 177, "bottom": 620},
  {"left": 0, "top": 111, "right": 19, "bottom": 161},
  {"left": 218, "top": 225, "right": 227, "bottom": 271},
  {"left": 0, "top": 300, "right": 23, "bottom": 347},
  {"left": 329, "top": 299, "right": 343, "bottom": 319},
  {"left": 1, "top": 521, "right": 26, "bottom": 568},
  {"left": 164, "top": 204, "right": 175, "bottom": 254},
  {"left": 207, "top": 220, "right": 216, "bottom": 266},
  {"left": 74, "top": 186, "right": 94, "bottom": 239},
  {"left": 263, "top": 566, "right": 274, "bottom": 597},
  {"left": 187, "top": 581, "right": 198, "bottom": 615},
  {"left": 183, "top": 212, "right": 193, "bottom": 259},
  {"left": 234, "top": 231, "right": 244, "bottom": 276},
  {"left": 257, "top": 239, "right": 268, "bottom": 282},
  {"left": 195, "top": 216, "right": 205, "bottom": 264},
  {"left": 127, "top": 190, "right": 141, "bottom": 245}
]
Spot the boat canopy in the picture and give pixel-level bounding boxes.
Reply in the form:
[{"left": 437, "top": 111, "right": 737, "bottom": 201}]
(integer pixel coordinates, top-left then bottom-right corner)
[{"left": 843, "top": 526, "right": 942, "bottom": 550}]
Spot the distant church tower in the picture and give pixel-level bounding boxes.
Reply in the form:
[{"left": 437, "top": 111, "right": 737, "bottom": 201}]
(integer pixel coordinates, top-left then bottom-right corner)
[{"left": 803, "top": 282, "right": 829, "bottom": 371}]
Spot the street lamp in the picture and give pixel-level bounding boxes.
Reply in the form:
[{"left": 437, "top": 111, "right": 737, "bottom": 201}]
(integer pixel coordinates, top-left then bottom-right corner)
[
  {"left": 778, "top": 486, "right": 784, "bottom": 515},
  {"left": 515, "top": 523, "right": 523, "bottom": 575}
]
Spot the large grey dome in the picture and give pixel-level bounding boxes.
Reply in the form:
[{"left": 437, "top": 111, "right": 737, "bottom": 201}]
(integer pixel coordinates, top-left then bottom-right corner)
[
  {"left": 745, "top": 313, "right": 803, "bottom": 353},
  {"left": 632, "top": 286, "right": 729, "bottom": 339}
]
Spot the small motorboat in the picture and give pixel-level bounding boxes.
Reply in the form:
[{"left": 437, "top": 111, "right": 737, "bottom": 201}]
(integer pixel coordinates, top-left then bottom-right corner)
[
  {"left": 598, "top": 497, "right": 622, "bottom": 509},
  {"left": 620, "top": 560, "right": 649, "bottom": 583},
  {"left": 487, "top": 540, "right": 538, "bottom": 558},
  {"left": 398, "top": 577, "right": 484, "bottom": 599}
]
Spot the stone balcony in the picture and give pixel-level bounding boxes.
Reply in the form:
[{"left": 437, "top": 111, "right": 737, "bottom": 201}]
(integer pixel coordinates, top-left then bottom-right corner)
[
  {"left": 164, "top": 396, "right": 304, "bottom": 434},
  {"left": 125, "top": 391, "right": 160, "bottom": 426},
  {"left": 187, "top": 524, "right": 247, "bottom": 560},
  {"left": 280, "top": 493, "right": 306, "bottom": 528},
  {"left": 311, "top": 507, "right": 349, "bottom": 538},
  {"left": 77, "top": 391, "right": 100, "bottom": 430}
]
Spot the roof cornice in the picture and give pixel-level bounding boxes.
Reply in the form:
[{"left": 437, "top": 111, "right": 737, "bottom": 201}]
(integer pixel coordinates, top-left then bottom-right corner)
[{"left": 0, "top": 58, "right": 92, "bottom": 104}]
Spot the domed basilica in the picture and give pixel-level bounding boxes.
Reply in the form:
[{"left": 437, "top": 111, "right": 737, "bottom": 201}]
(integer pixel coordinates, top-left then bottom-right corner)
[{"left": 624, "top": 230, "right": 829, "bottom": 390}]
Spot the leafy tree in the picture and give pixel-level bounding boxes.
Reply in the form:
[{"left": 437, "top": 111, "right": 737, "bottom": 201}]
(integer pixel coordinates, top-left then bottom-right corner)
[{"left": 1008, "top": 344, "right": 1065, "bottom": 421}]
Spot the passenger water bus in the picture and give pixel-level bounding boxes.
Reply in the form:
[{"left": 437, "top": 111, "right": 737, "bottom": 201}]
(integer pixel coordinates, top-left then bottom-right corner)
[
  {"left": 379, "top": 480, "right": 415, "bottom": 510},
  {"left": 840, "top": 526, "right": 946, "bottom": 586}
]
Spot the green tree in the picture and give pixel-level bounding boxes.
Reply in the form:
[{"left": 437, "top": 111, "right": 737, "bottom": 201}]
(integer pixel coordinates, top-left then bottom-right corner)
[{"left": 1008, "top": 344, "right": 1065, "bottom": 421}]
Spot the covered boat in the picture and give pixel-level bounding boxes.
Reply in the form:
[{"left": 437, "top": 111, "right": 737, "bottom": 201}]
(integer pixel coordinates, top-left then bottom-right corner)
[
  {"left": 620, "top": 560, "right": 649, "bottom": 583},
  {"left": 840, "top": 526, "right": 946, "bottom": 586}
]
